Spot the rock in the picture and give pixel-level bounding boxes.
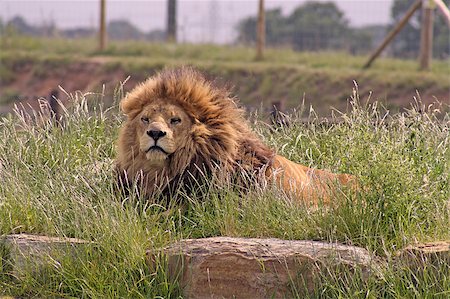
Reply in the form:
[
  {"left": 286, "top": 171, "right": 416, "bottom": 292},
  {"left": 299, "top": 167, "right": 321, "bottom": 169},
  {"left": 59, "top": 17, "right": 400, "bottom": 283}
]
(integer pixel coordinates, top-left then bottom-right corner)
[
  {"left": 396, "top": 241, "right": 450, "bottom": 268},
  {"left": 1, "top": 234, "right": 88, "bottom": 277},
  {"left": 148, "top": 237, "right": 380, "bottom": 298}
]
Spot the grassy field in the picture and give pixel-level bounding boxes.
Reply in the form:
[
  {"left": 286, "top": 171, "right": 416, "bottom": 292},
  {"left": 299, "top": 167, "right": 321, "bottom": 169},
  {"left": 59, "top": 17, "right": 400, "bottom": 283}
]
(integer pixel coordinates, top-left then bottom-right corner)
[
  {"left": 1, "top": 36, "right": 449, "bottom": 115},
  {"left": 0, "top": 83, "right": 449, "bottom": 297},
  {"left": 2, "top": 36, "right": 449, "bottom": 73}
]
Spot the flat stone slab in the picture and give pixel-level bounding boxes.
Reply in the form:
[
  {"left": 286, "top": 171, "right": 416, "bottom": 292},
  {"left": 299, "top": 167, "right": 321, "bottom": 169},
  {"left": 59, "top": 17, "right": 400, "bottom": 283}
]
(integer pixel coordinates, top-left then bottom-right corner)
[
  {"left": 397, "top": 241, "right": 450, "bottom": 267},
  {"left": 149, "top": 237, "right": 380, "bottom": 299},
  {"left": 1, "top": 234, "right": 88, "bottom": 277}
]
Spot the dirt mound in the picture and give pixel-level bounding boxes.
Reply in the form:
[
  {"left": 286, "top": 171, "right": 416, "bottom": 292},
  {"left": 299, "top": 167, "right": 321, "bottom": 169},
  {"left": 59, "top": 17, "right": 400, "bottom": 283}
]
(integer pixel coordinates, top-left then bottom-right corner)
[{"left": 1, "top": 58, "right": 448, "bottom": 116}]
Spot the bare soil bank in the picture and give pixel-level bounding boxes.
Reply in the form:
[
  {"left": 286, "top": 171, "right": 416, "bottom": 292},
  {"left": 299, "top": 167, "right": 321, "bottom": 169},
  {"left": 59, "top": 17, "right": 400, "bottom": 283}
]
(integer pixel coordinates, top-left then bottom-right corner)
[{"left": 1, "top": 58, "right": 448, "bottom": 116}]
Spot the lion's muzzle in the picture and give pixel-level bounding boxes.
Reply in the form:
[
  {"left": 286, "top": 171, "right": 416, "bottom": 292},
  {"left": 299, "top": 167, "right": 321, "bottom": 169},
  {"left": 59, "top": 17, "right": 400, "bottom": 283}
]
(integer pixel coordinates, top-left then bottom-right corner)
[
  {"left": 139, "top": 121, "right": 175, "bottom": 163},
  {"left": 147, "top": 130, "right": 167, "bottom": 141}
]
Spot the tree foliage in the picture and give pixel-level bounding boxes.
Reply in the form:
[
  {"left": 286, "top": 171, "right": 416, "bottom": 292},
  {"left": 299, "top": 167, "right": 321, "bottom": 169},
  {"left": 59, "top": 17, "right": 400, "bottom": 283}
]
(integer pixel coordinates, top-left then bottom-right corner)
[
  {"left": 236, "top": 1, "right": 373, "bottom": 53},
  {"left": 287, "top": 2, "right": 350, "bottom": 51}
]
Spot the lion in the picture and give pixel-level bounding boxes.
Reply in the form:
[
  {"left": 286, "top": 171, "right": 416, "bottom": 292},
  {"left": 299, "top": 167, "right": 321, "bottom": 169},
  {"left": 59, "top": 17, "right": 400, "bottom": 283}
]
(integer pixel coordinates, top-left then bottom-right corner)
[{"left": 116, "top": 67, "right": 356, "bottom": 204}]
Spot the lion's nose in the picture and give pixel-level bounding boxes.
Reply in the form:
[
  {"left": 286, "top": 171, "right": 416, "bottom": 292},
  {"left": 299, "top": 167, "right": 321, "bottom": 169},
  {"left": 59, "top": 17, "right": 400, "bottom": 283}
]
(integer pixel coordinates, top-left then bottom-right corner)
[{"left": 147, "top": 130, "right": 167, "bottom": 141}]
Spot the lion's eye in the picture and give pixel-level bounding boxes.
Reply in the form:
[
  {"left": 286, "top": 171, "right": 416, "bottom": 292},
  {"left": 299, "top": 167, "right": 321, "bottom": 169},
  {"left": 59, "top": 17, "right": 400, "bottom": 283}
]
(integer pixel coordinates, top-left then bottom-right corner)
[
  {"left": 170, "top": 117, "right": 181, "bottom": 125},
  {"left": 141, "top": 117, "right": 149, "bottom": 124}
]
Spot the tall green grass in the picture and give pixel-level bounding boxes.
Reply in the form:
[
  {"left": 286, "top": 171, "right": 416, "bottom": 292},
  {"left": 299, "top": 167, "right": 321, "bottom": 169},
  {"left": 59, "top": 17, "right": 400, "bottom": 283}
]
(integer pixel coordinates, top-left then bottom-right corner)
[{"left": 0, "top": 87, "right": 448, "bottom": 297}]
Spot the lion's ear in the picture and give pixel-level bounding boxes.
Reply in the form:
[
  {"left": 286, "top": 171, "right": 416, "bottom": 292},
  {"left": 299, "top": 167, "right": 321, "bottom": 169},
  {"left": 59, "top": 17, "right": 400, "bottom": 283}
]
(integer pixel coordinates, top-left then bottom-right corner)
[
  {"left": 120, "top": 95, "right": 142, "bottom": 118},
  {"left": 120, "top": 96, "right": 135, "bottom": 114},
  {"left": 120, "top": 79, "right": 157, "bottom": 116}
]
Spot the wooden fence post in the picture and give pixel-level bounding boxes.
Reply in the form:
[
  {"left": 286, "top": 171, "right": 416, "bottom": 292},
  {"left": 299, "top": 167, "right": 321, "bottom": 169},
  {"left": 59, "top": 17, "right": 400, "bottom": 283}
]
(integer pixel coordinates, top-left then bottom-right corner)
[
  {"left": 434, "top": 0, "right": 450, "bottom": 27},
  {"left": 256, "top": 0, "right": 265, "bottom": 60},
  {"left": 99, "top": 0, "right": 107, "bottom": 51},
  {"left": 419, "top": 0, "right": 435, "bottom": 70},
  {"left": 167, "top": 0, "right": 177, "bottom": 42},
  {"left": 363, "top": 0, "right": 422, "bottom": 69}
]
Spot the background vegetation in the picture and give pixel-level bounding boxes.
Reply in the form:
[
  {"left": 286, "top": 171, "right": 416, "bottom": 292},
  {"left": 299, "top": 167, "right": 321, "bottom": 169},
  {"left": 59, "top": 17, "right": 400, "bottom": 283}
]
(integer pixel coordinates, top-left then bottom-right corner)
[
  {"left": 2, "top": 0, "right": 449, "bottom": 58},
  {"left": 1, "top": 36, "right": 449, "bottom": 117},
  {"left": 237, "top": 0, "right": 450, "bottom": 58}
]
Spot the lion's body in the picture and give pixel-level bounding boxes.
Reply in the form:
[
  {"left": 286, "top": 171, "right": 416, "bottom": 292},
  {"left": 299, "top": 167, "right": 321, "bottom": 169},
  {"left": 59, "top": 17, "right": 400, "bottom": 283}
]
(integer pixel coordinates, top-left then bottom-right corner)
[
  {"left": 116, "top": 67, "right": 355, "bottom": 204},
  {"left": 269, "top": 155, "right": 355, "bottom": 202}
]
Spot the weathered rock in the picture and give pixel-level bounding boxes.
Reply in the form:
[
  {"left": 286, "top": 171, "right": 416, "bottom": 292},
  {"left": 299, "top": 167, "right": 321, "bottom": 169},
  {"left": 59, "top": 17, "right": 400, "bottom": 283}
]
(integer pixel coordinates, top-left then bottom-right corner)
[
  {"left": 396, "top": 241, "right": 450, "bottom": 268},
  {"left": 148, "top": 237, "right": 380, "bottom": 299},
  {"left": 1, "top": 234, "right": 88, "bottom": 277}
]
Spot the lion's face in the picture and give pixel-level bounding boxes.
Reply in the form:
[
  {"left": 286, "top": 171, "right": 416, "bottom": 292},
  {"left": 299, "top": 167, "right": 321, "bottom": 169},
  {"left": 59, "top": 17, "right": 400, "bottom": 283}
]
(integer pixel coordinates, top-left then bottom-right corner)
[
  {"left": 134, "top": 99, "right": 193, "bottom": 165},
  {"left": 116, "top": 67, "right": 277, "bottom": 198}
]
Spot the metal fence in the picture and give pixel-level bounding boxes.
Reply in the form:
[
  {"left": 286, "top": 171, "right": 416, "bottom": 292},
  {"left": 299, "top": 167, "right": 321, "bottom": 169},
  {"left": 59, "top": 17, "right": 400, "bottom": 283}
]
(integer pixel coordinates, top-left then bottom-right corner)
[{"left": 1, "top": 0, "right": 449, "bottom": 58}]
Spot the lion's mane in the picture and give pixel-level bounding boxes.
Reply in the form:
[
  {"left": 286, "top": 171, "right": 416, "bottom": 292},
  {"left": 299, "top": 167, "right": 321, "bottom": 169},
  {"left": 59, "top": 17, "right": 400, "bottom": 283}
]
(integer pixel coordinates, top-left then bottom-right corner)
[{"left": 116, "top": 67, "right": 275, "bottom": 196}]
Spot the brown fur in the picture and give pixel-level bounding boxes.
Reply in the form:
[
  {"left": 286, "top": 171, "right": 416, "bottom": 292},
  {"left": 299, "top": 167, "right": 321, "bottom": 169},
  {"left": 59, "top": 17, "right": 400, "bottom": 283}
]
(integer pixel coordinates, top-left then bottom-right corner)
[{"left": 116, "top": 67, "right": 355, "bottom": 204}]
